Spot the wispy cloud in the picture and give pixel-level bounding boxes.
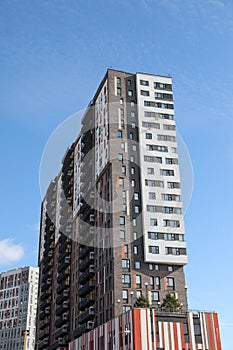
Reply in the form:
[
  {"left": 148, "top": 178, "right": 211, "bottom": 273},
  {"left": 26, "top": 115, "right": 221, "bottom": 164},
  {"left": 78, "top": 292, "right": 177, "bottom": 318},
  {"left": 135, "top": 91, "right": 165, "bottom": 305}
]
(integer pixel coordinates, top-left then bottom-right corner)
[{"left": 0, "top": 239, "right": 24, "bottom": 265}]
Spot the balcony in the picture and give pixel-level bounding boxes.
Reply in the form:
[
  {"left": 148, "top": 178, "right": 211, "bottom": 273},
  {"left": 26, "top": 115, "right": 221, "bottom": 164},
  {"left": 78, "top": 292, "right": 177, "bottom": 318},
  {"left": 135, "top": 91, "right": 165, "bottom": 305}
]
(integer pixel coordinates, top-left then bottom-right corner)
[
  {"left": 78, "top": 294, "right": 94, "bottom": 311},
  {"left": 58, "top": 256, "right": 70, "bottom": 273},
  {"left": 41, "top": 278, "right": 52, "bottom": 292},
  {"left": 43, "top": 236, "right": 54, "bottom": 250},
  {"left": 59, "top": 240, "right": 71, "bottom": 254},
  {"left": 55, "top": 313, "right": 68, "bottom": 328},
  {"left": 57, "top": 269, "right": 70, "bottom": 284},
  {"left": 55, "top": 324, "right": 68, "bottom": 339},
  {"left": 79, "top": 245, "right": 93, "bottom": 260},
  {"left": 56, "top": 290, "right": 69, "bottom": 305},
  {"left": 40, "top": 290, "right": 51, "bottom": 301},
  {"left": 56, "top": 301, "right": 69, "bottom": 316},
  {"left": 42, "top": 272, "right": 52, "bottom": 283},
  {"left": 78, "top": 252, "right": 94, "bottom": 272},
  {"left": 42, "top": 261, "right": 53, "bottom": 274},
  {"left": 57, "top": 279, "right": 70, "bottom": 294},
  {"left": 78, "top": 306, "right": 95, "bottom": 324},
  {"left": 39, "top": 317, "right": 50, "bottom": 330},
  {"left": 38, "top": 326, "right": 50, "bottom": 340},
  {"left": 40, "top": 299, "right": 51, "bottom": 311},
  {"left": 43, "top": 250, "right": 53, "bottom": 265},
  {"left": 78, "top": 279, "right": 95, "bottom": 297},
  {"left": 78, "top": 265, "right": 95, "bottom": 284}
]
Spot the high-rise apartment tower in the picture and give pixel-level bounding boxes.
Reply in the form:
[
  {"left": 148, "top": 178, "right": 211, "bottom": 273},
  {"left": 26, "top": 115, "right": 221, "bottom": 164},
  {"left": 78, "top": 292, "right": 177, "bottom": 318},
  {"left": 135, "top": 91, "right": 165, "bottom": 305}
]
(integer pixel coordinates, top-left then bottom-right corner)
[{"left": 37, "top": 69, "right": 217, "bottom": 350}]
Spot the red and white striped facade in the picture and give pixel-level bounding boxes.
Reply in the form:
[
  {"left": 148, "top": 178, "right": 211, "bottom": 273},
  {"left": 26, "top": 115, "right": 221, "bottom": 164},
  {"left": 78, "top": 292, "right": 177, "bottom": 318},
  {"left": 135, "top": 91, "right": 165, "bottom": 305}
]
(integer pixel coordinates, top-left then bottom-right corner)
[{"left": 69, "top": 308, "right": 222, "bottom": 350}]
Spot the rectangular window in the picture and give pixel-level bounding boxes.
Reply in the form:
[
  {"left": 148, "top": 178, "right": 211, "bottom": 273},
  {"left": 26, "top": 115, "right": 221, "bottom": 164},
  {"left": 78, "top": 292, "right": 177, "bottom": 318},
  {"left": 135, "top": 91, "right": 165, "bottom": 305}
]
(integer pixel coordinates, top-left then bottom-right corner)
[
  {"left": 150, "top": 218, "right": 157, "bottom": 226},
  {"left": 122, "top": 259, "right": 130, "bottom": 268},
  {"left": 118, "top": 130, "right": 122, "bottom": 138},
  {"left": 120, "top": 231, "right": 125, "bottom": 240},
  {"left": 132, "top": 144, "right": 137, "bottom": 151},
  {"left": 117, "top": 87, "right": 121, "bottom": 96},
  {"left": 131, "top": 122, "right": 136, "bottom": 129},
  {"left": 120, "top": 98, "right": 123, "bottom": 105},
  {"left": 119, "top": 177, "right": 124, "bottom": 186},
  {"left": 128, "top": 90, "right": 133, "bottom": 96},
  {"left": 167, "top": 277, "right": 175, "bottom": 290},
  {"left": 155, "top": 277, "right": 160, "bottom": 289},
  {"left": 118, "top": 153, "right": 123, "bottom": 161},
  {"left": 122, "top": 290, "right": 128, "bottom": 301},
  {"left": 141, "top": 90, "right": 150, "bottom": 96},
  {"left": 131, "top": 179, "right": 135, "bottom": 187},
  {"left": 149, "top": 246, "right": 159, "bottom": 254},
  {"left": 145, "top": 179, "right": 164, "bottom": 187},
  {"left": 160, "top": 169, "right": 174, "bottom": 176},
  {"left": 131, "top": 111, "right": 135, "bottom": 118},
  {"left": 136, "top": 275, "right": 141, "bottom": 287},
  {"left": 134, "top": 246, "right": 138, "bottom": 254},
  {"left": 131, "top": 167, "right": 135, "bottom": 175},
  {"left": 145, "top": 133, "right": 152, "bottom": 139},
  {"left": 134, "top": 206, "right": 139, "bottom": 213},
  {"left": 121, "top": 142, "right": 125, "bottom": 150},
  {"left": 147, "top": 168, "right": 154, "bottom": 175},
  {"left": 122, "top": 274, "right": 131, "bottom": 284},
  {"left": 167, "top": 182, "right": 180, "bottom": 189},
  {"left": 163, "top": 220, "right": 180, "bottom": 228},
  {"left": 117, "top": 77, "right": 121, "bottom": 84},
  {"left": 122, "top": 166, "right": 126, "bottom": 174},
  {"left": 135, "top": 261, "right": 141, "bottom": 269},
  {"left": 148, "top": 232, "right": 158, "bottom": 240},
  {"left": 120, "top": 216, "right": 125, "bottom": 225},
  {"left": 140, "top": 79, "right": 149, "bottom": 86},
  {"left": 148, "top": 192, "right": 156, "bottom": 200},
  {"left": 131, "top": 101, "right": 135, "bottom": 106},
  {"left": 151, "top": 291, "right": 159, "bottom": 301},
  {"left": 127, "top": 80, "right": 132, "bottom": 86},
  {"left": 134, "top": 193, "right": 139, "bottom": 200}
]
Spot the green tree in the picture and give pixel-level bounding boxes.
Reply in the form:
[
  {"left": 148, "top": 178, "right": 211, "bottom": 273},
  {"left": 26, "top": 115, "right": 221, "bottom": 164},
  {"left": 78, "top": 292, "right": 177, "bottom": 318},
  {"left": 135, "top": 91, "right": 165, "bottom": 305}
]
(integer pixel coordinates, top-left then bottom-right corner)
[
  {"left": 134, "top": 295, "right": 149, "bottom": 308},
  {"left": 161, "top": 293, "right": 181, "bottom": 312}
]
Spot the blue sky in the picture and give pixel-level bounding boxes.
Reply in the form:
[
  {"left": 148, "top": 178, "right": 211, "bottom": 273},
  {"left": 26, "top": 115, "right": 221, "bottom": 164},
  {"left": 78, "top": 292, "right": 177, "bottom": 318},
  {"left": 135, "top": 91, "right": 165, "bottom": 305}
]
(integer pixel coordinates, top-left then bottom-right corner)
[{"left": 1, "top": 0, "right": 233, "bottom": 347}]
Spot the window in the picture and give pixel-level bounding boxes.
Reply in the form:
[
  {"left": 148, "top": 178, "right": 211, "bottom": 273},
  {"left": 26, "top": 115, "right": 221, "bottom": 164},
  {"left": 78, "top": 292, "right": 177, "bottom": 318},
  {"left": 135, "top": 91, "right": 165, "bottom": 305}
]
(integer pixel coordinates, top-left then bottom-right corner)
[
  {"left": 132, "top": 144, "right": 137, "bottom": 151},
  {"left": 129, "top": 132, "right": 133, "bottom": 140},
  {"left": 149, "top": 246, "right": 159, "bottom": 254},
  {"left": 148, "top": 264, "right": 153, "bottom": 271},
  {"left": 155, "top": 264, "right": 159, "bottom": 271},
  {"left": 135, "top": 261, "right": 141, "bottom": 269},
  {"left": 134, "top": 206, "right": 139, "bottom": 213},
  {"left": 163, "top": 220, "right": 180, "bottom": 228},
  {"left": 148, "top": 232, "right": 158, "bottom": 240},
  {"left": 141, "top": 90, "right": 150, "bottom": 96},
  {"left": 167, "top": 182, "right": 180, "bottom": 189},
  {"left": 131, "top": 101, "right": 135, "bottom": 106},
  {"left": 144, "top": 155, "right": 162, "bottom": 163},
  {"left": 150, "top": 276, "right": 154, "bottom": 287},
  {"left": 120, "top": 98, "right": 123, "bottom": 105},
  {"left": 127, "top": 80, "right": 132, "bottom": 86},
  {"left": 128, "top": 90, "right": 133, "bottom": 96},
  {"left": 120, "top": 109, "right": 124, "bottom": 117},
  {"left": 168, "top": 266, "right": 173, "bottom": 272},
  {"left": 122, "top": 290, "right": 128, "bottom": 302},
  {"left": 122, "top": 190, "right": 126, "bottom": 199},
  {"left": 155, "top": 277, "right": 160, "bottom": 289},
  {"left": 134, "top": 246, "right": 138, "bottom": 254},
  {"left": 122, "top": 203, "right": 127, "bottom": 212},
  {"left": 120, "top": 231, "right": 125, "bottom": 240},
  {"left": 151, "top": 291, "right": 159, "bottom": 301},
  {"left": 122, "top": 274, "right": 131, "bottom": 284},
  {"left": 150, "top": 218, "right": 157, "bottom": 226},
  {"left": 148, "top": 192, "right": 156, "bottom": 200},
  {"left": 122, "top": 166, "right": 126, "bottom": 174},
  {"left": 121, "top": 119, "right": 124, "bottom": 127},
  {"left": 136, "top": 275, "right": 141, "bottom": 287},
  {"left": 119, "top": 177, "right": 124, "bottom": 186},
  {"left": 140, "top": 79, "right": 149, "bottom": 86},
  {"left": 133, "top": 232, "right": 137, "bottom": 240},
  {"left": 167, "top": 277, "right": 175, "bottom": 290},
  {"left": 134, "top": 193, "right": 139, "bottom": 200},
  {"left": 122, "top": 259, "right": 130, "bottom": 268},
  {"left": 118, "top": 153, "right": 123, "bottom": 161},
  {"left": 130, "top": 155, "right": 135, "bottom": 162},
  {"left": 124, "top": 245, "right": 128, "bottom": 257},
  {"left": 160, "top": 169, "right": 174, "bottom": 176},
  {"left": 145, "top": 179, "right": 164, "bottom": 187},
  {"left": 117, "top": 87, "right": 121, "bottom": 96},
  {"left": 131, "top": 122, "right": 136, "bottom": 129},
  {"left": 145, "top": 133, "right": 152, "bottom": 139},
  {"left": 131, "top": 167, "right": 135, "bottom": 175},
  {"left": 131, "top": 111, "right": 135, "bottom": 118},
  {"left": 118, "top": 130, "right": 122, "bottom": 138},
  {"left": 131, "top": 179, "right": 135, "bottom": 187},
  {"left": 166, "top": 158, "right": 178, "bottom": 165},
  {"left": 117, "top": 77, "right": 121, "bottom": 84},
  {"left": 136, "top": 290, "right": 142, "bottom": 298},
  {"left": 121, "top": 142, "right": 125, "bottom": 150},
  {"left": 120, "top": 216, "right": 125, "bottom": 225},
  {"left": 147, "top": 168, "right": 154, "bottom": 175},
  {"left": 132, "top": 218, "right": 137, "bottom": 226}
]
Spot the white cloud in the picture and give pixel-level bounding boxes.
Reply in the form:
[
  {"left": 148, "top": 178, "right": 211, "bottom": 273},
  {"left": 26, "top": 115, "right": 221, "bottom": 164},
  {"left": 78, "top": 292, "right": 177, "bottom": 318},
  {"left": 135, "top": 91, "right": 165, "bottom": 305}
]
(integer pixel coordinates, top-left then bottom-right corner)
[{"left": 0, "top": 239, "right": 24, "bottom": 265}]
